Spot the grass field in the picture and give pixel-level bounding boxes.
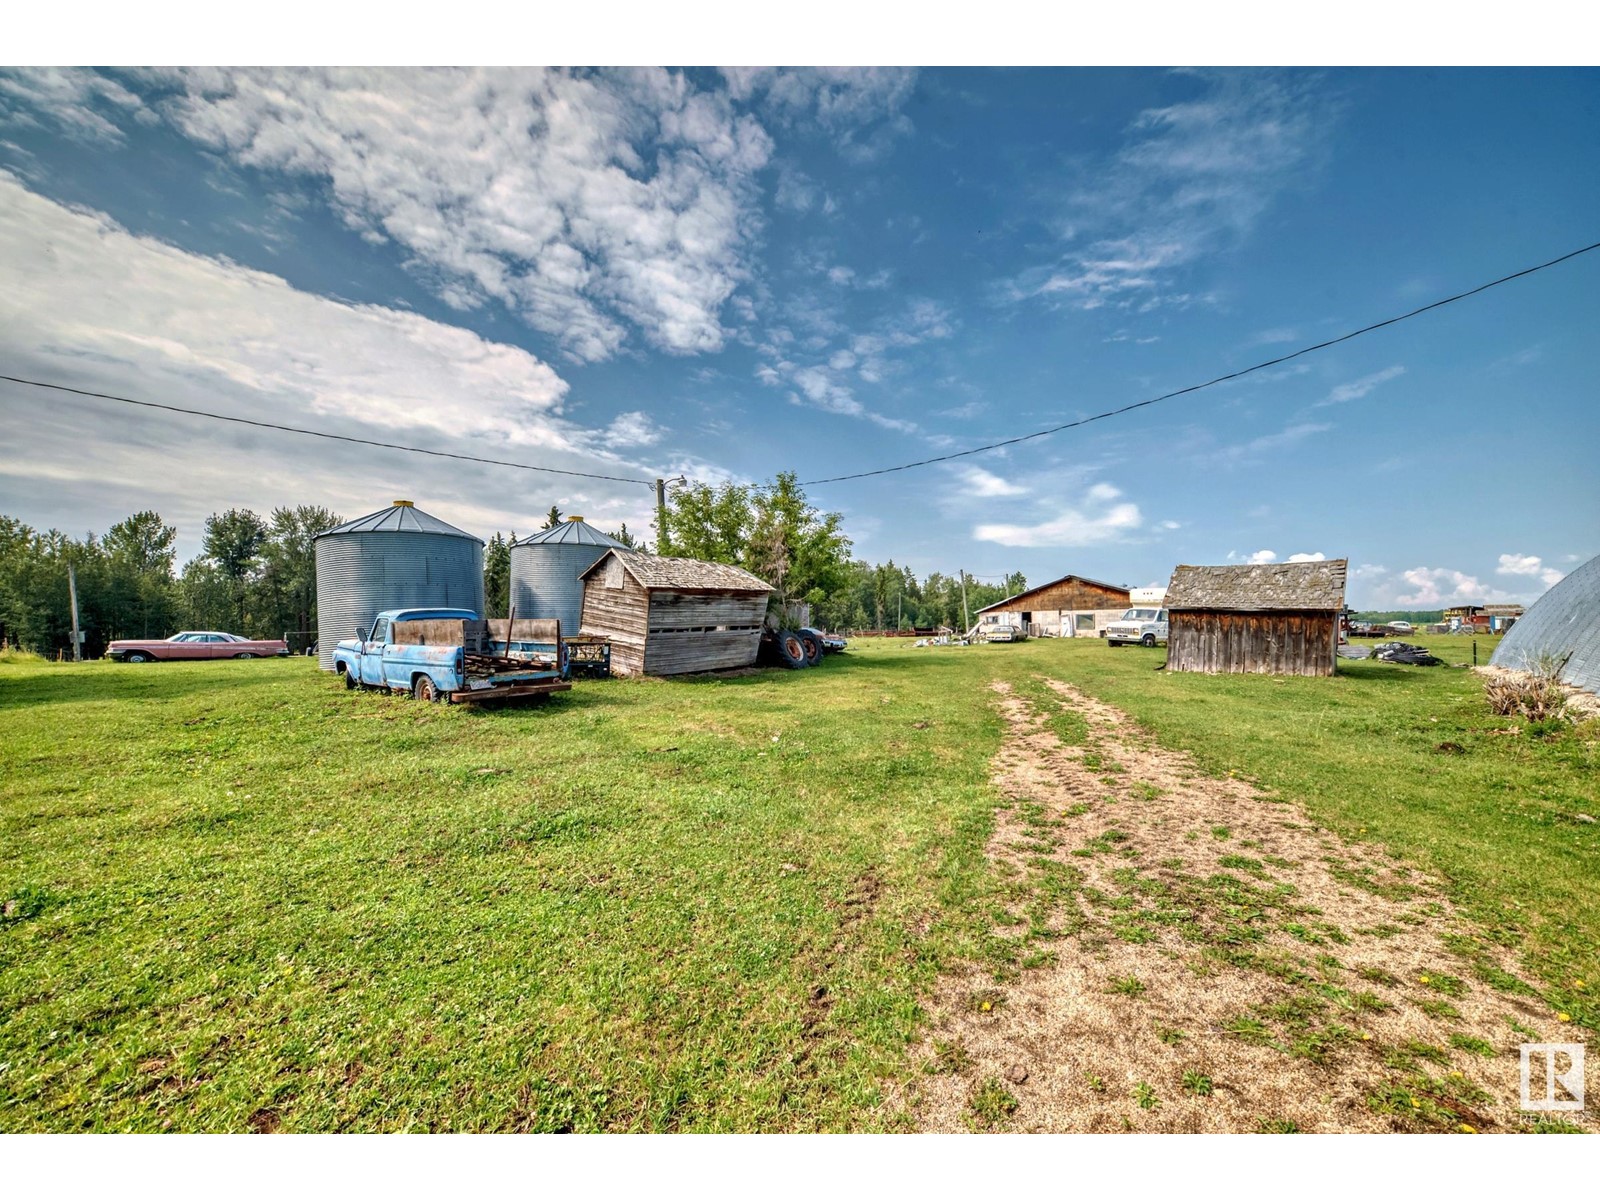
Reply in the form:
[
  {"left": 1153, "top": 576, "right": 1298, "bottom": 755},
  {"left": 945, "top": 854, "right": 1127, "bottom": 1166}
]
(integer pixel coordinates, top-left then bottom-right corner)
[{"left": 1, "top": 636, "right": 1594, "bottom": 1131}]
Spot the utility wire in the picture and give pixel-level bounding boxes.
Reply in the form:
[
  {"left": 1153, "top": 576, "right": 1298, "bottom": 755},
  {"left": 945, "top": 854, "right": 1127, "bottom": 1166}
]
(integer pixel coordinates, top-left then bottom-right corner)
[
  {"left": 0, "top": 375, "right": 658, "bottom": 487},
  {"left": 800, "top": 238, "right": 1600, "bottom": 486}
]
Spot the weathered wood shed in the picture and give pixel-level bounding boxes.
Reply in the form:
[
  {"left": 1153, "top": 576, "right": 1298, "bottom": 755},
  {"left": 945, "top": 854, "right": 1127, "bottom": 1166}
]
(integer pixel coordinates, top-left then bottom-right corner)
[
  {"left": 578, "top": 549, "right": 773, "bottom": 677},
  {"left": 975, "top": 574, "right": 1131, "bottom": 637},
  {"left": 1164, "top": 559, "right": 1348, "bottom": 677}
]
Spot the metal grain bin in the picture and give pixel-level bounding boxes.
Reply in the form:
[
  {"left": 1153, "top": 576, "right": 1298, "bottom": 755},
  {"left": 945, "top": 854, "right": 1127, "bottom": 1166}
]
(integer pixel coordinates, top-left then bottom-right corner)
[
  {"left": 313, "top": 500, "right": 485, "bottom": 670},
  {"left": 1490, "top": 551, "right": 1600, "bottom": 695},
  {"left": 509, "top": 517, "right": 629, "bottom": 639}
]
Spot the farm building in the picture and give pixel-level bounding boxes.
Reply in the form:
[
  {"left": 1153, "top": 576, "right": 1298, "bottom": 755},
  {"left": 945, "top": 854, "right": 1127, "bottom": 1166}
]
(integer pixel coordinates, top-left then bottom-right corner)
[
  {"left": 974, "top": 574, "right": 1131, "bottom": 638},
  {"left": 1164, "top": 559, "right": 1348, "bottom": 677},
  {"left": 1489, "top": 552, "right": 1599, "bottom": 694},
  {"left": 578, "top": 549, "right": 773, "bottom": 677}
]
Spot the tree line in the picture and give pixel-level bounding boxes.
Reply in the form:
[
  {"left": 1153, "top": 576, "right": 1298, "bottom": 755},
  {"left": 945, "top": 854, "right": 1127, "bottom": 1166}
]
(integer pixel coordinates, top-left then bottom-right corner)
[{"left": 0, "top": 506, "right": 337, "bottom": 657}]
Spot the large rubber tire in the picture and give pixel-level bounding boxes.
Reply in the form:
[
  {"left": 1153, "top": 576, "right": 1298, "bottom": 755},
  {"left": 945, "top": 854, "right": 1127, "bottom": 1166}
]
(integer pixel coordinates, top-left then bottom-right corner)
[
  {"left": 1141, "top": 634, "right": 1156, "bottom": 648},
  {"left": 126, "top": 651, "right": 152, "bottom": 663},
  {"left": 1106, "top": 640, "right": 1122, "bottom": 648},
  {"left": 797, "top": 629, "right": 824, "bottom": 667},
  {"left": 412, "top": 675, "right": 440, "bottom": 702},
  {"left": 774, "top": 629, "right": 808, "bottom": 669},
  {"left": 342, "top": 666, "right": 357, "bottom": 690}
]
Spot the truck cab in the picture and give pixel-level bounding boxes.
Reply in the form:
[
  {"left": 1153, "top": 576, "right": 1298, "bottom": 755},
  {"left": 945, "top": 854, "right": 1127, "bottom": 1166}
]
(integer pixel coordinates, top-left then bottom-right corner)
[{"left": 1105, "top": 607, "right": 1169, "bottom": 647}]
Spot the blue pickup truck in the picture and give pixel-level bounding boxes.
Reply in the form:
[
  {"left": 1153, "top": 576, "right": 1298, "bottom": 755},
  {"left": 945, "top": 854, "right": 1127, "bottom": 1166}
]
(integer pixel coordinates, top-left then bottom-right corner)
[{"left": 333, "top": 607, "right": 571, "bottom": 704}]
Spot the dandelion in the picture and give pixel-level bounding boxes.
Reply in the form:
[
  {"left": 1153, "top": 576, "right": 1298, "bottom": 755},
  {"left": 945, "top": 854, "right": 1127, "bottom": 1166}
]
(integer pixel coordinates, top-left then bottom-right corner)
[
  {"left": 981, "top": 1001, "right": 993, "bottom": 1012},
  {"left": 1575, "top": 980, "right": 1587, "bottom": 990},
  {"left": 1420, "top": 975, "right": 1431, "bottom": 984},
  {"left": 1458, "top": 1124, "right": 1477, "bottom": 1134},
  {"left": 1557, "top": 1012, "right": 1572, "bottom": 1022}
]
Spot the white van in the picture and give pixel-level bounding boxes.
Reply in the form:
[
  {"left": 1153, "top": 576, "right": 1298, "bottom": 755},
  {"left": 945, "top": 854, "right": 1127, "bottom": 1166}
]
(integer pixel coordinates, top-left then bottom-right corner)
[{"left": 1105, "top": 607, "right": 1169, "bottom": 647}]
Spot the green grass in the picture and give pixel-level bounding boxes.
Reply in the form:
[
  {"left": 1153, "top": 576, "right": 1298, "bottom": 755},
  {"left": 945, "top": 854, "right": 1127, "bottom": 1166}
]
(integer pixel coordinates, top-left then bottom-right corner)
[{"left": 2, "top": 633, "right": 1595, "bottom": 1130}]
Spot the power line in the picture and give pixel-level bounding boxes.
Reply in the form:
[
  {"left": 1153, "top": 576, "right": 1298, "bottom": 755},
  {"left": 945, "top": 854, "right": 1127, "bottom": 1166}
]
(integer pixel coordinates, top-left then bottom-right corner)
[
  {"left": 800, "top": 238, "right": 1600, "bottom": 486},
  {"left": 0, "top": 375, "right": 658, "bottom": 487}
]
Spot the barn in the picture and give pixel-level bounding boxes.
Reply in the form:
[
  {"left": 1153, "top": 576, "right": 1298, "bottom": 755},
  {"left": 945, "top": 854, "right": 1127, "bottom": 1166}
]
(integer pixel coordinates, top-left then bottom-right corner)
[
  {"left": 578, "top": 549, "right": 773, "bottom": 677},
  {"left": 1164, "top": 559, "right": 1348, "bottom": 677},
  {"left": 973, "top": 574, "right": 1131, "bottom": 638}
]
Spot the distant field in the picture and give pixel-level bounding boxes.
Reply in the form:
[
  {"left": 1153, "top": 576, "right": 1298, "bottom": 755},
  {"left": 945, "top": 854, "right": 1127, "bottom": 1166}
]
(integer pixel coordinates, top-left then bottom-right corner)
[{"left": 1, "top": 637, "right": 1592, "bottom": 1131}]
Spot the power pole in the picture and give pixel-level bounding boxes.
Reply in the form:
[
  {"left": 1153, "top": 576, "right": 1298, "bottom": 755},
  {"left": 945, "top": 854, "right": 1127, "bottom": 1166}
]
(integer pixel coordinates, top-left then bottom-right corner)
[
  {"left": 960, "top": 569, "right": 970, "bottom": 638},
  {"left": 897, "top": 589, "right": 902, "bottom": 633},
  {"left": 655, "top": 477, "right": 667, "bottom": 554},
  {"left": 67, "top": 560, "right": 82, "bottom": 662}
]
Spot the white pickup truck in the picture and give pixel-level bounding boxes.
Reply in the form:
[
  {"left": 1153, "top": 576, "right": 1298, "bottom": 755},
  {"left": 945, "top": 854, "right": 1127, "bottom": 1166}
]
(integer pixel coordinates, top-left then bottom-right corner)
[{"left": 1105, "top": 607, "right": 1169, "bottom": 647}]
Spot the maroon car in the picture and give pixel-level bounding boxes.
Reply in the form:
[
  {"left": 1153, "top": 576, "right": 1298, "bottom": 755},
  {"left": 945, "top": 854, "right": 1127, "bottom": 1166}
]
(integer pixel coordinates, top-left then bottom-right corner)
[{"left": 106, "top": 631, "right": 290, "bottom": 662}]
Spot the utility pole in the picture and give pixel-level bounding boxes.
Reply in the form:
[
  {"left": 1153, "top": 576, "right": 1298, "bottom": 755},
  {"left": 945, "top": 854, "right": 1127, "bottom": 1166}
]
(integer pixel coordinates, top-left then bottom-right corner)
[
  {"left": 655, "top": 477, "right": 667, "bottom": 554},
  {"left": 960, "top": 569, "right": 970, "bottom": 638},
  {"left": 67, "top": 560, "right": 82, "bottom": 662},
  {"left": 897, "top": 589, "right": 902, "bottom": 633}
]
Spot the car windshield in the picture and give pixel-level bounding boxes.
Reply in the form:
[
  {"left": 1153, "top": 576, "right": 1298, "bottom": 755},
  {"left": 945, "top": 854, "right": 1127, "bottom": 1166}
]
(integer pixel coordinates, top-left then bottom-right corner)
[{"left": 1123, "top": 609, "right": 1159, "bottom": 621}]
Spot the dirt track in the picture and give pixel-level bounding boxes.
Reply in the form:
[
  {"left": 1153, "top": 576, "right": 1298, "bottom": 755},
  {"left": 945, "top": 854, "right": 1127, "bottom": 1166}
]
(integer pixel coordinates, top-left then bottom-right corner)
[{"left": 908, "top": 678, "right": 1587, "bottom": 1133}]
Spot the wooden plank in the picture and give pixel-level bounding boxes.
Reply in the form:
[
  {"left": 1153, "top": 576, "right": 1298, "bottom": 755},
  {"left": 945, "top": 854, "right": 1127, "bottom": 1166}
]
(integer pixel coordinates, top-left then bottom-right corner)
[
  {"left": 488, "top": 618, "right": 561, "bottom": 643},
  {"left": 393, "top": 619, "right": 466, "bottom": 646},
  {"left": 449, "top": 681, "right": 572, "bottom": 703}
]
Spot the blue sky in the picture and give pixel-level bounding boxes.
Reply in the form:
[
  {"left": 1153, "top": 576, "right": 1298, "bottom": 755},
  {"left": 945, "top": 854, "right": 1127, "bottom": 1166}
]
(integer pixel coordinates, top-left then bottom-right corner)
[{"left": 0, "top": 66, "right": 1595, "bottom": 608}]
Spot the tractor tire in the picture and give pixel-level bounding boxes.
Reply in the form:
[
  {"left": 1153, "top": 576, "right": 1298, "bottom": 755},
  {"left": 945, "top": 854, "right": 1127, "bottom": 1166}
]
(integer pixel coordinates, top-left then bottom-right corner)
[
  {"left": 797, "top": 629, "right": 824, "bottom": 667},
  {"left": 774, "top": 629, "right": 809, "bottom": 669}
]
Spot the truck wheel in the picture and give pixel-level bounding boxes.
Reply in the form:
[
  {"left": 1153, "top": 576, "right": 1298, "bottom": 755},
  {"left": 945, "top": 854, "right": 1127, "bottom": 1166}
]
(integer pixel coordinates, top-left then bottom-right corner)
[
  {"left": 1141, "top": 634, "right": 1157, "bottom": 647},
  {"left": 412, "top": 675, "right": 440, "bottom": 702},
  {"left": 342, "top": 667, "right": 357, "bottom": 690},
  {"left": 797, "top": 629, "right": 824, "bottom": 666},
  {"left": 774, "top": 629, "right": 808, "bottom": 669},
  {"left": 1106, "top": 640, "right": 1121, "bottom": 648}
]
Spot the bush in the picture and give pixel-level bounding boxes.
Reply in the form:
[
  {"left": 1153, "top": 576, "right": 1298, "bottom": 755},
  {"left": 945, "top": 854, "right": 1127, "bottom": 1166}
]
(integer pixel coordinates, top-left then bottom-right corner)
[{"left": 1485, "top": 656, "right": 1570, "bottom": 723}]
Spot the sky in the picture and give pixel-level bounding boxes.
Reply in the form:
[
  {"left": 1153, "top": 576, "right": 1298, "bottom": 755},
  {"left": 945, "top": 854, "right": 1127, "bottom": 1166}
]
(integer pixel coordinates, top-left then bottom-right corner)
[{"left": 0, "top": 65, "right": 1596, "bottom": 609}]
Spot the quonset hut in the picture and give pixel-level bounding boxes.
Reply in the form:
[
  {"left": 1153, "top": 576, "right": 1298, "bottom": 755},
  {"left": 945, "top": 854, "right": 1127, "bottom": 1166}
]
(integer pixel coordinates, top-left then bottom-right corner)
[
  {"left": 508, "top": 518, "right": 629, "bottom": 639},
  {"left": 313, "top": 500, "right": 485, "bottom": 670},
  {"left": 1489, "top": 552, "right": 1600, "bottom": 694}
]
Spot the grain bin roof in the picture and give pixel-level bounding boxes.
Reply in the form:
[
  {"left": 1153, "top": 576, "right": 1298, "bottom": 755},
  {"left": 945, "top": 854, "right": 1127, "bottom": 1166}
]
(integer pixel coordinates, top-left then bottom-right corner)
[
  {"left": 315, "top": 502, "right": 481, "bottom": 543},
  {"left": 513, "top": 519, "right": 630, "bottom": 549},
  {"left": 581, "top": 548, "right": 772, "bottom": 593},
  {"left": 1166, "top": 559, "right": 1348, "bottom": 612}
]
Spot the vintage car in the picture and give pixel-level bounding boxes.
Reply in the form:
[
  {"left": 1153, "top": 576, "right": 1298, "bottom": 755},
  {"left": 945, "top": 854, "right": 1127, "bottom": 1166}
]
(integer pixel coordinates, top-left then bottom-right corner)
[{"left": 106, "top": 631, "right": 291, "bottom": 662}]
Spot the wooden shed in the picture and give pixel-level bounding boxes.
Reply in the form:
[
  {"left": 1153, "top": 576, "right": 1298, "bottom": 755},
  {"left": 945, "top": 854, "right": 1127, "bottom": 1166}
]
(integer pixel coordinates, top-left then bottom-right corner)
[
  {"left": 974, "top": 574, "right": 1131, "bottom": 638},
  {"left": 1164, "top": 559, "right": 1348, "bottom": 677},
  {"left": 578, "top": 549, "right": 773, "bottom": 677}
]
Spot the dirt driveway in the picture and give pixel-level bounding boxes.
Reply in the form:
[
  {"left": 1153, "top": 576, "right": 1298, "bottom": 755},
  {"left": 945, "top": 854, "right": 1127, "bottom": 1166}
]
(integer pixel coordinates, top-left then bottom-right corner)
[{"left": 908, "top": 678, "right": 1586, "bottom": 1133}]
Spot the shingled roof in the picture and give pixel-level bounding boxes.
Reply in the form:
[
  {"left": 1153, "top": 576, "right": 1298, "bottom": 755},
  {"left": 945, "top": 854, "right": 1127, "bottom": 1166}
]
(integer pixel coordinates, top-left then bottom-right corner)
[
  {"left": 580, "top": 548, "right": 773, "bottom": 593},
  {"left": 1165, "top": 559, "right": 1348, "bottom": 612}
]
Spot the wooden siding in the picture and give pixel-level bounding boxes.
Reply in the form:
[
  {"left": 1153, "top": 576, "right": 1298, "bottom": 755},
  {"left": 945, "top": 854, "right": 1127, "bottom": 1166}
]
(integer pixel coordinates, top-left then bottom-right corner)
[
  {"left": 1167, "top": 610, "right": 1337, "bottom": 677},
  {"left": 985, "top": 578, "right": 1129, "bottom": 615},
  {"left": 579, "top": 570, "right": 650, "bottom": 677},
  {"left": 580, "top": 580, "right": 766, "bottom": 677}
]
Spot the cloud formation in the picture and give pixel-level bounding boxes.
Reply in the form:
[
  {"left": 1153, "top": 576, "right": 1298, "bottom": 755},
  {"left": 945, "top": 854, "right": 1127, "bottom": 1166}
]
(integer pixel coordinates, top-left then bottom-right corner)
[
  {"left": 1497, "top": 552, "right": 1563, "bottom": 587},
  {"left": 1315, "top": 365, "right": 1405, "bottom": 408},
  {"left": 973, "top": 482, "right": 1141, "bottom": 548}
]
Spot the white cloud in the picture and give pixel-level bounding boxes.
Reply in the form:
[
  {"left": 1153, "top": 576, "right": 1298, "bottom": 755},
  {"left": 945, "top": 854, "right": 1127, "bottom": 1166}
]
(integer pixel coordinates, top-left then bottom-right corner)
[
  {"left": 1497, "top": 553, "right": 1564, "bottom": 587},
  {"left": 602, "top": 411, "right": 664, "bottom": 449},
  {"left": 973, "top": 484, "right": 1142, "bottom": 548},
  {"left": 1247, "top": 550, "right": 1277, "bottom": 564},
  {"left": 1012, "top": 71, "right": 1331, "bottom": 310},
  {"left": 1287, "top": 551, "right": 1327, "bottom": 562},
  {"left": 1315, "top": 365, "right": 1405, "bottom": 408},
  {"left": 721, "top": 67, "right": 918, "bottom": 161},
  {"left": 1209, "top": 421, "right": 1333, "bottom": 466},
  {"left": 1158, "top": 520, "right": 1182, "bottom": 531},
  {"left": 958, "top": 467, "right": 1027, "bottom": 498},
  {"left": 0, "top": 173, "right": 676, "bottom": 560},
  {"left": 0, "top": 67, "right": 145, "bottom": 143}
]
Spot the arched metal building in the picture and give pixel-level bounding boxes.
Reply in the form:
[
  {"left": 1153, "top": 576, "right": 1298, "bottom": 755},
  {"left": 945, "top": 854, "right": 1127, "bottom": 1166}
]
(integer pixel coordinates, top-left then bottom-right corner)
[
  {"left": 1489, "top": 552, "right": 1600, "bottom": 695},
  {"left": 508, "top": 518, "right": 629, "bottom": 639},
  {"left": 313, "top": 501, "right": 485, "bottom": 670}
]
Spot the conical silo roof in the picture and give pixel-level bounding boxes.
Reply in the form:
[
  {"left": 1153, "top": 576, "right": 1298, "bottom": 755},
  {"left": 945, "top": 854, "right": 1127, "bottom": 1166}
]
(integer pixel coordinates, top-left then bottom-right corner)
[
  {"left": 1489, "top": 553, "right": 1600, "bottom": 694},
  {"left": 316, "top": 500, "right": 482, "bottom": 543},
  {"left": 512, "top": 518, "right": 630, "bottom": 549}
]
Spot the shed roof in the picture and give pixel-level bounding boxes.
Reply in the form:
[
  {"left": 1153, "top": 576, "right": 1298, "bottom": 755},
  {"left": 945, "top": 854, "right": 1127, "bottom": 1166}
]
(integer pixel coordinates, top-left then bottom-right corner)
[
  {"left": 1165, "top": 559, "right": 1348, "bottom": 612},
  {"left": 580, "top": 548, "right": 773, "bottom": 593},
  {"left": 513, "top": 519, "right": 630, "bottom": 549},
  {"left": 974, "top": 573, "right": 1130, "bottom": 615},
  {"left": 314, "top": 501, "right": 481, "bottom": 543}
]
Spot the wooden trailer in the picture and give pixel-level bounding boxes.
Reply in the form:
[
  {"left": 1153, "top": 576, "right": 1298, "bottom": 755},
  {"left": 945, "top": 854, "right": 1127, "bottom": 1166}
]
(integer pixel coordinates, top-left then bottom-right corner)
[
  {"left": 578, "top": 549, "right": 773, "bottom": 677},
  {"left": 1164, "top": 559, "right": 1348, "bottom": 677}
]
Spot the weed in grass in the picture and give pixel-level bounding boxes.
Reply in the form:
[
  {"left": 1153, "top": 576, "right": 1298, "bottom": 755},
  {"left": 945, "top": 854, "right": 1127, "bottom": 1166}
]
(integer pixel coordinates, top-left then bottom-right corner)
[
  {"left": 1132, "top": 1081, "right": 1160, "bottom": 1111},
  {"left": 1448, "top": 1033, "right": 1496, "bottom": 1057},
  {"left": 1155, "top": 1026, "right": 1186, "bottom": 1047},
  {"left": 1181, "top": 1071, "right": 1214, "bottom": 1097},
  {"left": 1211, "top": 825, "right": 1232, "bottom": 840},
  {"left": 1402, "top": 1041, "right": 1451, "bottom": 1066},
  {"left": 1020, "top": 950, "right": 1058, "bottom": 970},
  {"left": 1417, "top": 972, "right": 1468, "bottom": 998},
  {"left": 1356, "top": 965, "right": 1401, "bottom": 987},
  {"left": 1225, "top": 1016, "right": 1272, "bottom": 1045},
  {"left": 1416, "top": 998, "right": 1462, "bottom": 1020},
  {"left": 969, "top": 1078, "right": 1020, "bottom": 1128},
  {"left": 1085, "top": 1074, "right": 1107, "bottom": 1093},
  {"left": 1505, "top": 1016, "right": 1538, "bottom": 1039},
  {"left": 930, "top": 1041, "right": 972, "bottom": 1075},
  {"left": 1256, "top": 1118, "right": 1300, "bottom": 1133},
  {"left": 1108, "top": 976, "right": 1147, "bottom": 998},
  {"left": 966, "top": 989, "right": 1006, "bottom": 1014}
]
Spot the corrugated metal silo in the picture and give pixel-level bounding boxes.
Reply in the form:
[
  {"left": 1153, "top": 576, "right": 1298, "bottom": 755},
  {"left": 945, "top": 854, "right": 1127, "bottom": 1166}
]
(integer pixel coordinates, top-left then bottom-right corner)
[
  {"left": 313, "top": 500, "right": 485, "bottom": 670},
  {"left": 508, "top": 517, "right": 629, "bottom": 639}
]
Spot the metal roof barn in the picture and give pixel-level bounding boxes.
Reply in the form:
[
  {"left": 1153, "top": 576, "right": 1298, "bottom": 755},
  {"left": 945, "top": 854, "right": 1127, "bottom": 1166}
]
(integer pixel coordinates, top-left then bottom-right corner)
[
  {"left": 508, "top": 517, "right": 629, "bottom": 640},
  {"left": 312, "top": 500, "right": 484, "bottom": 670},
  {"left": 1489, "top": 552, "right": 1600, "bottom": 695}
]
